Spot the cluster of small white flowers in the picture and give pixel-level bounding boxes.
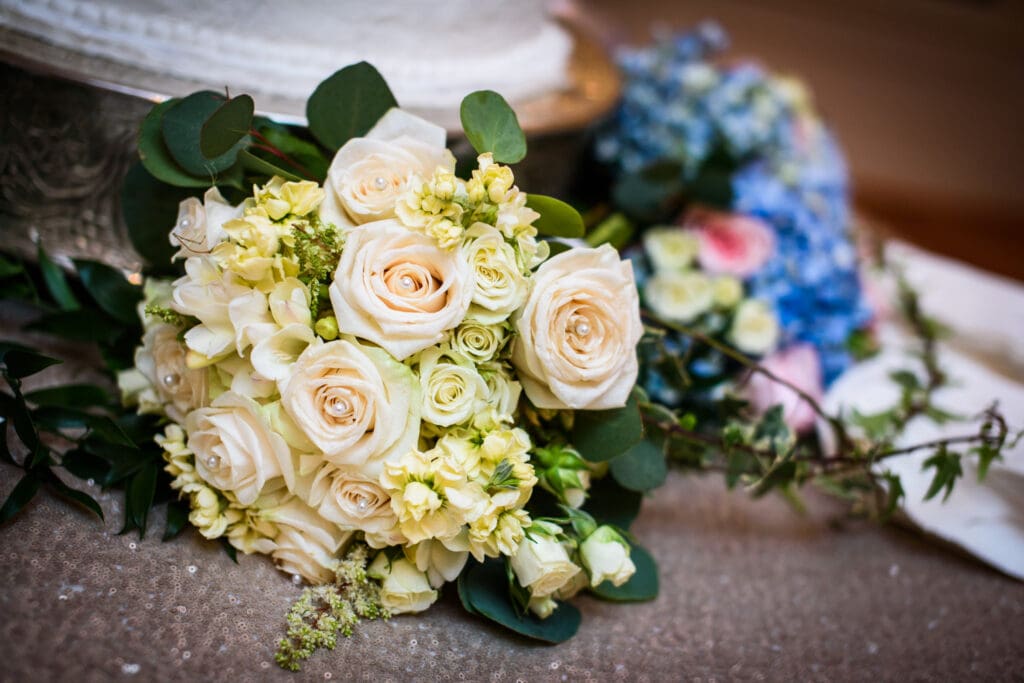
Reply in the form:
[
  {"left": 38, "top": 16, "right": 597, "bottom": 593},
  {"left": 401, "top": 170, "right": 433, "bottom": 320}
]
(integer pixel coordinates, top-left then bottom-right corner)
[{"left": 119, "top": 108, "right": 644, "bottom": 617}]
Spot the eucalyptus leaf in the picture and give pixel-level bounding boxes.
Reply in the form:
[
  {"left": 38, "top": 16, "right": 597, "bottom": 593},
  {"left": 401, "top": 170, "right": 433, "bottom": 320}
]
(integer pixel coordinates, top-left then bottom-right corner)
[
  {"left": 74, "top": 260, "right": 143, "bottom": 326},
  {"left": 0, "top": 473, "right": 41, "bottom": 523},
  {"left": 200, "top": 94, "right": 254, "bottom": 159},
  {"left": 609, "top": 439, "right": 667, "bottom": 492},
  {"left": 258, "top": 126, "right": 330, "bottom": 181},
  {"left": 525, "top": 195, "right": 584, "bottom": 238},
  {"left": 306, "top": 62, "right": 397, "bottom": 152},
  {"left": 162, "top": 91, "right": 246, "bottom": 176},
  {"left": 460, "top": 90, "right": 526, "bottom": 164},
  {"left": 590, "top": 544, "right": 659, "bottom": 602},
  {"left": 582, "top": 476, "right": 643, "bottom": 530},
  {"left": 571, "top": 388, "right": 644, "bottom": 463},
  {"left": 457, "top": 559, "right": 580, "bottom": 643},
  {"left": 138, "top": 98, "right": 211, "bottom": 188},
  {"left": 122, "top": 162, "right": 200, "bottom": 268},
  {"left": 37, "top": 245, "right": 79, "bottom": 311},
  {"left": 237, "top": 149, "right": 303, "bottom": 183}
]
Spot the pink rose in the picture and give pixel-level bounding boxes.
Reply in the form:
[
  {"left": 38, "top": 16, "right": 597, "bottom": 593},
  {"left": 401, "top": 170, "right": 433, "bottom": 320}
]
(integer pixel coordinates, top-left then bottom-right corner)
[
  {"left": 682, "top": 208, "right": 775, "bottom": 278},
  {"left": 740, "top": 343, "right": 823, "bottom": 434}
]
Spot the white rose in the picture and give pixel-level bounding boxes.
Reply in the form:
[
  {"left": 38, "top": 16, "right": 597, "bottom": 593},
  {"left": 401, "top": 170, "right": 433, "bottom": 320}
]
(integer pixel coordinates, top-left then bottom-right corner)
[
  {"left": 511, "top": 245, "right": 642, "bottom": 410},
  {"left": 642, "top": 226, "right": 699, "bottom": 273},
  {"left": 462, "top": 223, "right": 528, "bottom": 323},
  {"left": 367, "top": 554, "right": 439, "bottom": 615},
  {"left": 528, "top": 595, "right": 558, "bottom": 618},
  {"left": 264, "top": 497, "right": 351, "bottom": 584},
  {"left": 186, "top": 392, "right": 294, "bottom": 505},
  {"left": 306, "top": 464, "right": 401, "bottom": 542},
  {"left": 133, "top": 323, "right": 207, "bottom": 422},
  {"left": 510, "top": 533, "right": 581, "bottom": 597},
  {"left": 478, "top": 361, "right": 522, "bottom": 421},
  {"left": 713, "top": 275, "right": 744, "bottom": 309},
  {"left": 405, "top": 539, "right": 469, "bottom": 588},
  {"left": 329, "top": 220, "right": 473, "bottom": 360},
  {"left": 320, "top": 108, "right": 454, "bottom": 228},
  {"left": 417, "top": 346, "right": 488, "bottom": 427},
  {"left": 579, "top": 525, "right": 636, "bottom": 588},
  {"left": 281, "top": 338, "right": 420, "bottom": 475},
  {"left": 170, "top": 187, "right": 243, "bottom": 260},
  {"left": 451, "top": 319, "right": 508, "bottom": 364},
  {"left": 644, "top": 270, "right": 714, "bottom": 322},
  {"left": 729, "top": 299, "right": 780, "bottom": 355}
]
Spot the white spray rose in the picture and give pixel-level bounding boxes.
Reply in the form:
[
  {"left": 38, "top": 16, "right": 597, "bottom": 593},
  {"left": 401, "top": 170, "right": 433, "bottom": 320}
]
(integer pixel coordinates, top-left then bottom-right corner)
[
  {"left": 462, "top": 223, "right": 528, "bottom": 323},
  {"left": 329, "top": 220, "right": 473, "bottom": 360},
  {"left": 644, "top": 270, "right": 714, "bottom": 322},
  {"left": 417, "top": 346, "right": 488, "bottom": 427},
  {"left": 478, "top": 361, "right": 522, "bottom": 422},
  {"left": 643, "top": 226, "right": 699, "bottom": 273},
  {"left": 263, "top": 497, "right": 351, "bottom": 584},
  {"left": 712, "top": 275, "right": 744, "bottom": 309},
  {"left": 320, "top": 108, "right": 454, "bottom": 228},
  {"left": 579, "top": 525, "right": 636, "bottom": 588},
  {"left": 186, "top": 392, "right": 294, "bottom": 506},
  {"left": 729, "top": 299, "right": 780, "bottom": 355},
  {"left": 511, "top": 245, "right": 642, "bottom": 410},
  {"left": 170, "top": 187, "right": 243, "bottom": 260},
  {"left": 132, "top": 323, "right": 207, "bottom": 423},
  {"left": 367, "top": 554, "right": 438, "bottom": 615},
  {"left": 451, "top": 319, "right": 508, "bottom": 364},
  {"left": 510, "top": 532, "right": 581, "bottom": 597},
  {"left": 280, "top": 338, "right": 420, "bottom": 475}
]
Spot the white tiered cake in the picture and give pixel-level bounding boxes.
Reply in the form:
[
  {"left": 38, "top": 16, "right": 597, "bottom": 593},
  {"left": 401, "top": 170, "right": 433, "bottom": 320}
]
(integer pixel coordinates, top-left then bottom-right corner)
[{"left": 0, "top": 0, "right": 573, "bottom": 117}]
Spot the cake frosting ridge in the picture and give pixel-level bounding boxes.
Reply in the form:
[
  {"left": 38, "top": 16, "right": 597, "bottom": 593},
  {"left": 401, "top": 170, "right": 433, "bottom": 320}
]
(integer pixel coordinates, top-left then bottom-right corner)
[{"left": 0, "top": 0, "right": 573, "bottom": 114}]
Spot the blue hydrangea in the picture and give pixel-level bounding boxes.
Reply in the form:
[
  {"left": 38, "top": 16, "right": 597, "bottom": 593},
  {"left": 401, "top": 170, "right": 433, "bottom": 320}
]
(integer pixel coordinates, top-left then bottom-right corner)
[{"left": 599, "top": 22, "right": 870, "bottom": 385}]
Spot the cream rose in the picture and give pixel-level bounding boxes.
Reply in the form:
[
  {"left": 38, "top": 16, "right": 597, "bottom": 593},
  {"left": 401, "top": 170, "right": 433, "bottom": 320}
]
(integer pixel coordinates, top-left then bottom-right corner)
[
  {"left": 264, "top": 497, "right": 351, "bottom": 584},
  {"left": 329, "top": 220, "right": 473, "bottom": 360},
  {"left": 417, "top": 346, "right": 488, "bottom": 427},
  {"left": 579, "top": 525, "right": 636, "bottom": 588},
  {"left": 280, "top": 338, "right": 420, "bottom": 475},
  {"left": 642, "top": 226, "right": 699, "bottom": 273},
  {"left": 306, "top": 464, "right": 402, "bottom": 544},
  {"left": 319, "top": 108, "right": 454, "bottom": 229},
  {"left": 511, "top": 532, "right": 581, "bottom": 597},
  {"left": 451, "top": 319, "right": 508, "bottom": 364},
  {"left": 462, "top": 223, "right": 528, "bottom": 323},
  {"left": 511, "top": 245, "right": 642, "bottom": 410},
  {"left": 367, "top": 555, "right": 438, "bottom": 614},
  {"left": 170, "top": 187, "right": 243, "bottom": 260},
  {"left": 186, "top": 392, "right": 294, "bottom": 505},
  {"left": 729, "top": 299, "right": 780, "bottom": 355},
  {"left": 133, "top": 323, "right": 208, "bottom": 423},
  {"left": 644, "top": 270, "right": 714, "bottom": 322}
]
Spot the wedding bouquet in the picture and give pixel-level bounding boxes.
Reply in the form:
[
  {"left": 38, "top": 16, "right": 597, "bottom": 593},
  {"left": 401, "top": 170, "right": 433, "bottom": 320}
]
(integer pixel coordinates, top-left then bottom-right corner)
[
  {"left": 594, "top": 22, "right": 871, "bottom": 432},
  {"left": 0, "top": 64, "right": 661, "bottom": 669}
]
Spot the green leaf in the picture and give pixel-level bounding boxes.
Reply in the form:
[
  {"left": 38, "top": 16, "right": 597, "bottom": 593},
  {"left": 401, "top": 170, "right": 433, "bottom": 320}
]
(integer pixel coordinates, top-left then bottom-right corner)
[
  {"left": 32, "top": 406, "right": 134, "bottom": 446},
  {"left": 524, "top": 195, "right": 584, "bottom": 239},
  {"left": 258, "top": 126, "right": 330, "bottom": 181},
  {"left": 590, "top": 544, "right": 659, "bottom": 602},
  {"left": 138, "top": 99, "right": 211, "bottom": 188},
  {"left": 880, "top": 471, "right": 905, "bottom": 521},
  {"left": 0, "top": 343, "right": 62, "bottom": 379},
  {"left": 974, "top": 443, "right": 1000, "bottom": 482},
  {"left": 162, "top": 91, "right": 246, "bottom": 176},
  {"left": 24, "top": 384, "right": 112, "bottom": 409},
  {"left": 0, "top": 473, "right": 41, "bottom": 523},
  {"left": 237, "top": 149, "right": 303, "bottom": 183},
  {"left": 544, "top": 240, "right": 572, "bottom": 258},
  {"left": 459, "top": 90, "right": 527, "bottom": 164},
  {"left": 582, "top": 476, "right": 644, "bottom": 530},
  {"left": 571, "top": 388, "right": 644, "bottom": 463},
  {"left": 73, "top": 260, "right": 142, "bottom": 326},
  {"left": 164, "top": 500, "right": 189, "bottom": 541},
  {"left": 922, "top": 448, "right": 963, "bottom": 502},
  {"left": 608, "top": 438, "right": 667, "bottom": 492},
  {"left": 584, "top": 212, "right": 635, "bottom": 250},
  {"left": 26, "top": 309, "right": 119, "bottom": 342},
  {"left": 306, "top": 62, "right": 397, "bottom": 152},
  {"left": 457, "top": 559, "right": 580, "bottom": 643},
  {"left": 60, "top": 447, "right": 111, "bottom": 482},
  {"left": 851, "top": 408, "right": 897, "bottom": 441},
  {"left": 924, "top": 405, "right": 961, "bottom": 425},
  {"left": 123, "top": 463, "right": 159, "bottom": 536},
  {"left": 222, "top": 539, "right": 239, "bottom": 564},
  {"left": 612, "top": 161, "right": 684, "bottom": 223},
  {"left": 122, "top": 162, "right": 201, "bottom": 268},
  {"left": 37, "top": 246, "right": 79, "bottom": 311},
  {"left": 200, "top": 94, "right": 254, "bottom": 159},
  {"left": 45, "top": 472, "right": 104, "bottom": 520},
  {"left": 889, "top": 370, "right": 921, "bottom": 392},
  {"left": 0, "top": 255, "right": 23, "bottom": 278}
]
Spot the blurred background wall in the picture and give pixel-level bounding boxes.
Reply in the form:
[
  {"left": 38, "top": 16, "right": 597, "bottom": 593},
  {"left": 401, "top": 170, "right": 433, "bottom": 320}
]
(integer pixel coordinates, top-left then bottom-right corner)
[{"left": 577, "top": 0, "right": 1024, "bottom": 281}]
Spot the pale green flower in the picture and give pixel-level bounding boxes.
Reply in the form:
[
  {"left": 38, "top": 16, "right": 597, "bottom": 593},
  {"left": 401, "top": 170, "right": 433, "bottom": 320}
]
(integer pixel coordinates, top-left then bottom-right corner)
[
  {"left": 644, "top": 270, "right": 714, "bottom": 322},
  {"left": 729, "top": 299, "right": 780, "bottom": 355},
  {"left": 643, "top": 227, "right": 699, "bottom": 273}
]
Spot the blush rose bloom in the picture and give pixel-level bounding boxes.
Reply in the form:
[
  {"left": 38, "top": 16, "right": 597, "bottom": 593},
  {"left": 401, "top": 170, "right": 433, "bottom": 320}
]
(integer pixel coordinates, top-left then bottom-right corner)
[
  {"left": 187, "top": 392, "right": 294, "bottom": 506},
  {"left": 511, "top": 245, "right": 642, "bottom": 410},
  {"left": 319, "top": 108, "right": 454, "bottom": 229},
  {"left": 280, "top": 338, "right": 420, "bottom": 475},
  {"left": 170, "top": 187, "right": 243, "bottom": 260},
  {"left": 683, "top": 208, "right": 776, "bottom": 279},
  {"left": 306, "top": 464, "right": 403, "bottom": 547},
  {"left": 133, "top": 323, "right": 208, "bottom": 423},
  {"left": 740, "top": 343, "right": 824, "bottom": 433},
  {"left": 263, "top": 497, "right": 351, "bottom": 584},
  {"left": 329, "top": 220, "right": 473, "bottom": 360}
]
